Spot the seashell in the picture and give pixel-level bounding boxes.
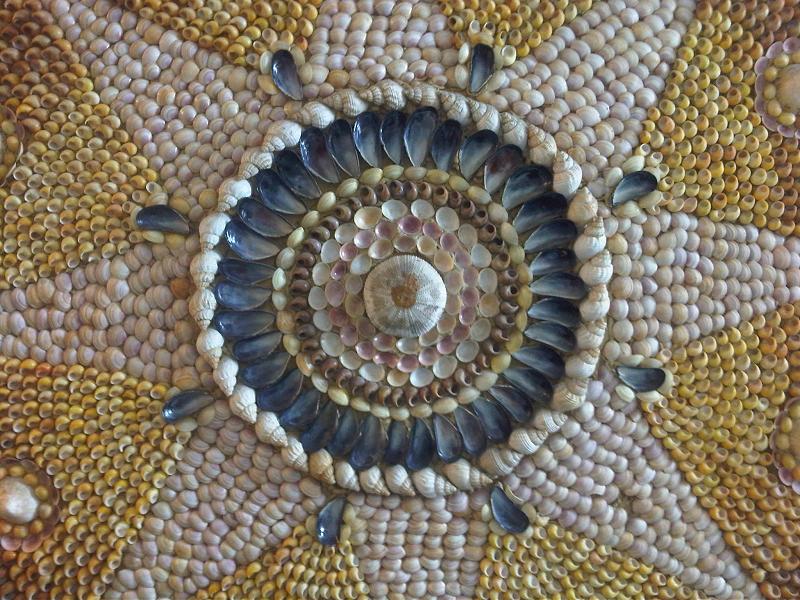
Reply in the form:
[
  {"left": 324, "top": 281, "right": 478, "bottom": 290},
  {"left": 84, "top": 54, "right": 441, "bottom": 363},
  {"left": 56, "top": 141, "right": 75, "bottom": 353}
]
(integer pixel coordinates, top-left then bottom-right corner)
[
  {"left": 479, "top": 447, "right": 522, "bottom": 477},
  {"left": 359, "top": 80, "right": 406, "bottom": 110},
  {"left": 275, "top": 150, "right": 321, "bottom": 198},
  {"left": 532, "top": 408, "right": 566, "bottom": 432},
  {"left": 267, "top": 120, "right": 303, "bottom": 148},
  {"left": 487, "top": 383, "right": 537, "bottom": 420},
  {"left": 579, "top": 250, "right": 612, "bottom": 286},
  {"left": 327, "top": 409, "right": 360, "bottom": 457},
  {"left": 573, "top": 217, "right": 606, "bottom": 261},
  {"left": 300, "top": 402, "right": 339, "bottom": 453},
  {"left": 551, "top": 379, "right": 587, "bottom": 411},
  {"left": 484, "top": 144, "right": 524, "bottom": 194},
  {"left": 567, "top": 188, "right": 598, "bottom": 226},
  {"left": 442, "top": 460, "right": 492, "bottom": 490},
  {"left": 327, "top": 119, "right": 360, "bottom": 177},
  {"left": 189, "top": 288, "right": 217, "bottom": 328},
  {"left": 135, "top": 205, "right": 190, "bottom": 235},
  {"left": 490, "top": 486, "right": 530, "bottom": 533},
  {"left": 199, "top": 213, "right": 230, "bottom": 249},
  {"left": 508, "top": 428, "right": 547, "bottom": 455},
  {"left": 232, "top": 331, "right": 282, "bottom": 363},
  {"left": 610, "top": 171, "right": 658, "bottom": 206},
  {"left": 454, "top": 407, "right": 487, "bottom": 457},
  {"left": 315, "top": 497, "right": 346, "bottom": 546},
  {"left": 321, "top": 90, "right": 368, "bottom": 116},
  {"left": 190, "top": 250, "right": 221, "bottom": 288},
  {"left": 162, "top": 390, "right": 215, "bottom": 423},
  {"left": 469, "top": 43, "right": 494, "bottom": 93},
  {"left": 255, "top": 369, "right": 303, "bottom": 411},
  {"left": 530, "top": 248, "right": 576, "bottom": 276},
  {"left": 239, "top": 151, "right": 270, "bottom": 179},
  {"left": 503, "top": 165, "right": 554, "bottom": 210},
  {"left": 380, "top": 110, "right": 407, "bottom": 164},
  {"left": 576, "top": 319, "right": 607, "bottom": 350},
  {"left": 617, "top": 366, "right": 666, "bottom": 392},
  {"left": 384, "top": 421, "right": 409, "bottom": 464},
  {"left": 359, "top": 466, "right": 390, "bottom": 496},
  {"left": 404, "top": 107, "right": 438, "bottom": 167},
  {"left": 472, "top": 398, "right": 511, "bottom": 442},
  {"left": 250, "top": 168, "right": 306, "bottom": 215},
  {"left": 224, "top": 218, "right": 280, "bottom": 261},
  {"left": 349, "top": 415, "right": 386, "bottom": 471},
  {"left": 528, "top": 297, "right": 581, "bottom": 328},
  {"left": 512, "top": 346, "right": 565, "bottom": 379},
  {"left": 385, "top": 464, "right": 416, "bottom": 496},
  {"left": 412, "top": 468, "right": 457, "bottom": 497},
  {"left": 579, "top": 285, "right": 610, "bottom": 321},
  {"left": 219, "top": 258, "right": 275, "bottom": 286},
  {"left": 454, "top": 64, "right": 469, "bottom": 88},
  {"left": 281, "top": 438, "right": 308, "bottom": 470},
  {"left": 527, "top": 125, "right": 557, "bottom": 164},
  {"left": 309, "top": 450, "right": 336, "bottom": 484},
  {"left": 500, "top": 112, "right": 526, "bottom": 149},
  {"left": 363, "top": 255, "right": 446, "bottom": 338},
  {"left": 524, "top": 219, "right": 577, "bottom": 254},
  {"left": 213, "top": 281, "right": 269, "bottom": 312},
  {"left": 287, "top": 101, "right": 336, "bottom": 129},
  {"left": 406, "top": 418, "right": 435, "bottom": 472},
  {"left": 196, "top": 328, "right": 225, "bottom": 367},
  {"left": 459, "top": 129, "right": 498, "bottom": 180},
  {"left": 213, "top": 355, "right": 238, "bottom": 396},
  {"left": 431, "top": 120, "right": 463, "bottom": 172},
  {"left": 439, "top": 91, "right": 470, "bottom": 123},
  {"left": 271, "top": 49, "right": 303, "bottom": 100},
  {"left": 353, "top": 112, "right": 383, "bottom": 168},
  {"left": 565, "top": 348, "right": 600, "bottom": 378},
  {"left": 334, "top": 461, "right": 360, "bottom": 491},
  {"left": 530, "top": 272, "right": 588, "bottom": 300},
  {"left": 279, "top": 388, "right": 321, "bottom": 429},
  {"left": 513, "top": 192, "right": 568, "bottom": 235},
  {"left": 523, "top": 322, "right": 576, "bottom": 353},
  {"left": 240, "top": 352, "right": 291, "bottom": 388},
  {"left": 551, "top": 152, "right": 582, "bottom": 197},
  {"left": 466, "top": 98, "right": 500, "bottom": 132},
  {"left": 404, "top": 82, "right": 440, "bottom": 107},
  {"left": 300, "top": 127, "right": 340, "bottom": 183},
  {"left": 213, "top": 311, "right": 276, "bottom": 347},
  {"left": 433, "top": 414, "right": 463, "bottom": 463},
  {"left": 256, "top": 411, "right": 288, "bottom": 447}
]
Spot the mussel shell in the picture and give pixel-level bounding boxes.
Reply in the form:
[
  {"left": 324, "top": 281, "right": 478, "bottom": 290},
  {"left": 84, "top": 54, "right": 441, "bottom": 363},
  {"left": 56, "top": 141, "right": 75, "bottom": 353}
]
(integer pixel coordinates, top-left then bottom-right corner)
[
  {"left": 513, "top": 192, "right": 569, "bottom": 234},
  {"left": 433, "top": 414, "right": 463, "bottom": 463},
  {"left": 530, "top": 249, "right": 576, "bottom": 276},
  {"left": 384, "top": 421, "right": 409, "bottom": 465},
  {"left": 327, "top": 119, "right": 361, "bottom": 176},
  {"left": 527, "top": 297, "right": 581, "bottom": 327},
  {"left": 454, "top": 407, "right": 487, "bottom": 456},
  {"left": 315, "top": 497, "right": 346, "bottom": 546},
  {"left": 238, "top": 198, "right": 293, "bottom": 238},
  {"left": 405, "top": 418, "right": 434, "bottom": 472},
  {"left": 231, "top": 331, "right": 283, "bottom": 363},
  {"left": 135, "top": 205, "right": 190, "bottom": 235},
  {"left": 250, "top": 169, "right": 306, "bottom": 215},
  {"left": 431, "top": 119, "right": 463, "bottom": 171},
  {"left": 353, "top": 112, "right": 383, "bottom": 167},
  {"left": 471, "top": 398, "right": 511, "bottom": 442},
  {"left": 223, "top": 218, "right": 280, "bottom": 261},
  {"left": 459, "top": 129, "right": 498, "bottom": 180},
  {"left": 271, "top": 49, "right": 303, "bottom": 101},
  {"left": 255, "top": 368, "right": 304, "bottom": 412},
  {"left": 213, "top": 281, "right": 270, "bottom": 311},
  {"left": 380, "top": 110, "right": 407, "bottom": 164},
  {"left": 239, "top": 351, "right": 291, "bottom": 388},
  {"left": 404, "top": 107, "right": 438, "bottom": 167},
  {"left": 530, "top": 272, "right": 588, "bottom": 300},
  {"left": 162, "top": 390, "right": 215, "bottom": 423},
  {"left": 502, "top": 368, "right": 554, "bottom": 405},
  {"left": 349, "top": 415, "right": 386, "bottom": 471},
  {"left": 487, "top": 385, "right": 534, "bottom": 423},
  {"left": 212, "top": 310, "right": 275, "bottom": 340},
  {"left": 523, "top": 322, "right": 577, "bottom": 353},
  {"left": 301, "top": 401, "right": 339, "bottom": 453},
  {"left": 611, "top": 171, "right": 658, "bottom": 206},
  {"left": 275, "top": 150, "right": 321, "bottom": 199},
  {"left": 490, "top": 486, "right": 529, "bottom": 534},
  {"left": 523, "top": 219, "right": 577, "bottom": 254},
  {"left": 327, "top": 409, "right": 361, "bottom": 457},
  {"left": 502, "top": 165, "right": 553, "bottom": 209},
  {"left": 279, "top": 388, "right": 321, "bottom": 429},
  {"left": 617, "top": 366, "right": 666, "bottom": 392},
  {"left": 485, "top": 144, "right": 524, "bottom": 194},
  {"left": 469, "top": 43, "right": 494, "bottom": 94},
  {"left": 512, "top": 346, "right": 565, "bottom": 380},
  {"left": 218, "top": 258, "right": 275, "bottom": 286},
  {"left": 300, "top": 126, "right": 341, "bottom": 183}
]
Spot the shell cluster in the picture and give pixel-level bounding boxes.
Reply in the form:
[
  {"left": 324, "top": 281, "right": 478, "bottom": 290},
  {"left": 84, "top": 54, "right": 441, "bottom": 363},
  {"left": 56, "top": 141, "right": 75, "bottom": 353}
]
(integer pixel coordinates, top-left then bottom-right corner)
[{"left": 756, "top": 38, "right": 800, "bottom": 139}]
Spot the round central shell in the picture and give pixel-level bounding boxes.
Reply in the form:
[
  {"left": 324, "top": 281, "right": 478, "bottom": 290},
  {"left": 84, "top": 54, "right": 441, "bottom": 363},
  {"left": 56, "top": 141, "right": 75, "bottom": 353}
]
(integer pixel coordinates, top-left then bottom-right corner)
[
  {"left": 777, "top": 64, "right": 800, "bottom": 112},
  {"left": 0, "top": 477, "right": 38, "bottom": 525},
  {"left": 364, "top": 255, "right": 446, "bottom": 337}
]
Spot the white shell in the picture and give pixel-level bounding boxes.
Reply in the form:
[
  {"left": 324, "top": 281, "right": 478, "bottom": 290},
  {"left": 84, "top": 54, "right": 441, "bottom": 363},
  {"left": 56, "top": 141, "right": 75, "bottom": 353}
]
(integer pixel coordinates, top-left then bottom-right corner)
[
  {"left": 567, "top": 188, "right": 598, "bottom": 226},
  {"left": 359, "top": 80, "right": 406, "bottom": 109},
  {"left": 385, "top": 464, "right": 416, "bottom": 496},
  {"left": 467, "top": 98, "right": 500, "bottom": 133},
  {"left": 573, "top": 217, "right": 606, "bottom": 261},
  {"left": 256, "top": 411, "right": 288, "bottom": 447},
  {"left": 439, "top": 91, "right": 470, "bottom": 123},
  {"left": 579, "top": 250, "right": 613, "bottom": 286},
  {"left": 359, "top": 466, "right": 390, "bottom": 496},
  {"left": 238, "top": 149, "right": 271, "bottom": 178},
  {"left": 199, "top": 213, "right": 230, "bottom": 249},
  {"left": 478, "top": 447, "right": 522, "bottom": 477},
  {"left": 268, "top": 119, "right": 302, "bottom": 146},
  {"left": 580, "top": 285, "right": 610, "bottom": 321},
  {"left": 551, "top": 379, "right": 588, "bottom": 412},
  {"left": 565, "top": 348, "right": 601, "bottom": 378},
  {"left": 190, "top": 250, "right": 221, "bottom": 288},
  {"left": 412, "top": 468, "right": 457, "bottom": 497},
  {"left": 334, "top": 461, "right": 360, "bottom": 491},
  {"left": 309, "top": 450, "right": 335, "bottom": 484},
  {"left": 189, "top": 288, "right": 216, "bottom": 328},
  {"left": 197, "top": 328, "right": 224, "bottom": 367},
  {"left": 286, "top": 101, "right": 335, "bottom": 128},
  {"left": 442, "top": 460, "right": 493, "bottom": 490},
  {"left": 576, "top": 319, "right": 607, "bottom": 350},
  {"left": 508, "top": 428, "right": 548, "bottom": 455},
  {"left": 527, "top": 125, "right": 557, "bottom": 165},
  {"left": 552, "top": 151, "right": 582, "bottom": 197},
  {"left": 213, "top": 355, "right": 238, "bottom": 396},
  {"left": 229, "top": 384, "right": 256, "bottom": 424},
  {"left": 532, "top": 408, "right": 568, "bottom": 432},
  {"left": 282, "top": 438, "right": 308, "bottom": 471},
  {"left": 404, "top": 82, "right": 440, "bottom": 107},
  {"left": 321, "top": 89, "right": 368, "bottom": 115},
  {"left": 500, "top": 111, "right": 526, "bottom": 149}
]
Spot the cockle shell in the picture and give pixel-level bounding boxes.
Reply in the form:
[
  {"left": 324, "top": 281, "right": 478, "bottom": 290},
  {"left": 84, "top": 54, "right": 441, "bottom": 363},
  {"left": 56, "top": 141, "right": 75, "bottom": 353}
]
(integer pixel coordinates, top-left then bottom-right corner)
[
  {"left": 567, "top": 188, "right": 598, "bottom": 225},
  {"left": 213, "top": 355, "right": 238, "bottom": 397},
  {"left": 404, "top": 82, "right": 440, "bottom": 107},
  {"left": 197, "top": 328, "right": 225, "bottom": 367},
  {"left": 412, "top": 468, "right": 457, "bottom": 497},
  {"left": 189, "top": 288, "right": 217, "bottom": 328},
  {"left": 385, "top": 464, "right": 416, "bottom": 495},
  {"left": 551, "top": 379, "right": 588, "bottom": 412},
  {"left": 466, "top": 98, "right": 500, "bottom": 132},
  {"left": 359, "top": 466, "right": 390, "bottom": 496},
  {"left": 552, "top": 151, "right": 582, "bottom": 198},
  {"left": 508, "top": 428, "right": 547, "bottom": 455},
  {"left": 335, "top": 461, "right": 360, "bottom": 491},
  {"left": 565, "top": 348, "right": 601, "bottom": 378},
  {"left": 579, "top": 250, "right": 613, "bottom": 286},
  {"left": 228, "top": 384, "right": 256, "bottom": 423},
  {"left": 440, "top": 91, "right": 470, "bottom": 123},
  {"left": 576, "top": 319, "right": 607, "bottom": 350},
  {"left": 309, "top": 450, "right": 335, "bottom": 484},
  {"left": 441, "top": 460, "right": 492, "bottom": 490},
  {"left": 500, "top": 112, "right": 526, "bottom": 149},
  {"left": 580, "top": 285, "right": 610, "bottom": 321},
  {"left": 479, "top": 447, "right": 522, "bottom": 477},
  {"left": 282, "top": 438, "right": 308, "bottom": 471},
  {"left": 199, "top": 214, "right": 230, "bottom": 249},
  {"left": 286, "top": 102, "right": 335, "bottom": 128},
  {"left": 359, "top": 80, "right": 406, "bottom": 110},
  {"left": 573, "top": 217, "right": 606, "bottom": 261},
  {"left": 527, "top": 125, "right": 557, "bottom": 165},
  {"left": 190, "top": 250, "right": 221, "bottom": 287},
  {"left": 256, "top": 411, "right": 288, "bottom": 447},
  {"left": 321, "top": 90, "right": 368, "bottom": 116}
]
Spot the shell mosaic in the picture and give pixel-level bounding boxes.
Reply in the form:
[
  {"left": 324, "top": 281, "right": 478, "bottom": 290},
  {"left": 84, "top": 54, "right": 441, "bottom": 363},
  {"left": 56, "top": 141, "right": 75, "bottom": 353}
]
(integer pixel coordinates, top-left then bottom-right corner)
[{"left": 3, "top": 0, "right": 800, "bottom": 598}]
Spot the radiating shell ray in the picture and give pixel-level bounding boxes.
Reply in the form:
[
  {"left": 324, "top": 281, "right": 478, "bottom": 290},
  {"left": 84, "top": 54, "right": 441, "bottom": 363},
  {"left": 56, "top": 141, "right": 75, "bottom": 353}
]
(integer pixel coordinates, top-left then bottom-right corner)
[
  {"left": 218, "top": 258, "right": 275, "bottom": 286},
  {"left": 431, "top": 119, "right": 463, "bottom": 171},
  {"left": 255, "top": 369, "right": 304, "bottom": 411},
  {"left": 523, "top": 219, "right": 578, "bottom": 254},
  {"left": 363, "top": 255, "right": 447, "bottom": 337},
  {"left": 484, "top": 144, "right": 524, "bottom": 194},
  {"left": 223, "top": 218, "right": 280, "bottom": 261},
  {"left": 513, "top": 192, "right": 569, "bottom": 234},
  {"left": 300, "top": 402, "right": 339, "bottom": 453},
  {"left": 512, "top": 346, "right": 565, "bottom": 380},
  {"left": 610, "top": 170, "right": 658, "bottom": 206},
  {"left": 433, "top": 414, "right": 463, "bottom": 463},
  {"left": 280, "top": 388, "right": 321, "bottom": 429},
  {"left": 327, "top": 119, "right": 361, "bottom": 176},
  {"left": 529, "top": 248, "right": 576, "bottom": 276},
  {"left": 469, "top": 43, "right": 495, "bottom": 93},
  {"left": 353, "top": 111, "right": 383, "bottom": 167},
  {"left": 240, "top": 352, "right": 291, "bottom": 388},
  {"left": 349, "top": 415, "right": 385, "bottom": 471},
  {"left": 502, "top": 164, "right": 554, "bottom": 209},
  {"left": 237, "top": 198, "right": 293, "bottom": 238},
  {"left": 274, "top": 150, "right": 321, "bottom": 198},
  {"left": 135, "top": 205, "right": 190, "bottom": 235},
  {"left": 458, "top": 129, "right": 498, "bottom": 180},
  {"left": 213, "top": 281, "right": 270, "bottom": 311},
  {"left": 211, "top": 310, "right": 275, "bottom": 340},
  {"left": 300, "top": 126, "right": 341, "bottom": 183},
  {"left": 231, "top": 330, "right": 283, "bottom": 363},
  {"left": 527, "top": 297, "right": 581, "bottom": 328},
  {"left": 271, "top": 49, "right": 303, "bottom": 101},
  {"left": 380, "top": 110, "right": 407, "bottom": 164},
  {"left": 250, "top": 168, "right": 306, "bottom": 214},
  {"left": 530, "top": 272, "right": 588, "bottom": 300},
  {"left": 523, "top": 321, "right": 577, "bottom": 353},
  {"left": 404, "top": 106, "right": 438, "bottom": 167}
]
